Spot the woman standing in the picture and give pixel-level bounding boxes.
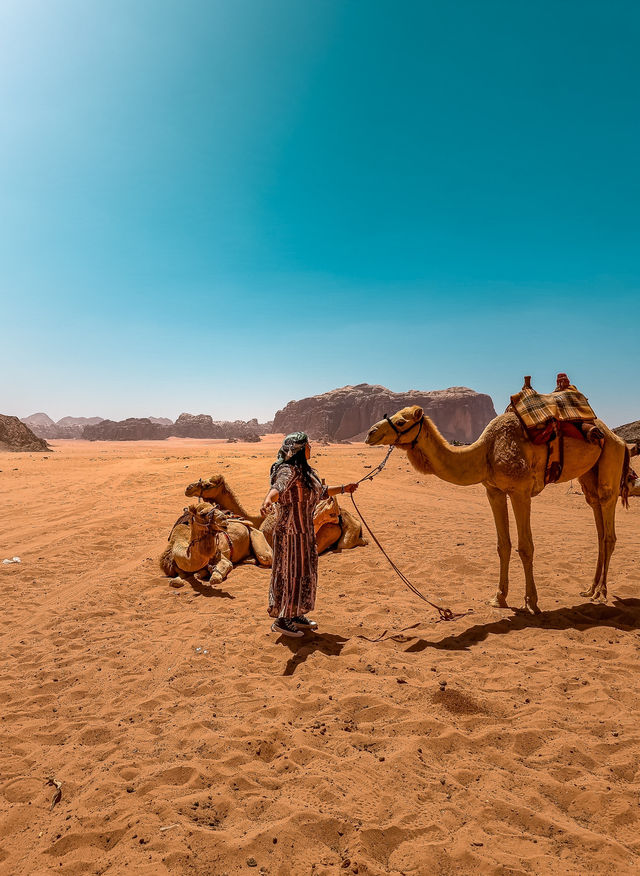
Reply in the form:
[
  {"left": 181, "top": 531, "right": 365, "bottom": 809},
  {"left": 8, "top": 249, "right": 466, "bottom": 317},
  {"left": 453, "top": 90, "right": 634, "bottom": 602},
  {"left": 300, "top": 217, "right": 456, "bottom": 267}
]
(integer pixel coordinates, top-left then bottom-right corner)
[{"left": 260, "top": 432, "right": 358, "bottom": 638}]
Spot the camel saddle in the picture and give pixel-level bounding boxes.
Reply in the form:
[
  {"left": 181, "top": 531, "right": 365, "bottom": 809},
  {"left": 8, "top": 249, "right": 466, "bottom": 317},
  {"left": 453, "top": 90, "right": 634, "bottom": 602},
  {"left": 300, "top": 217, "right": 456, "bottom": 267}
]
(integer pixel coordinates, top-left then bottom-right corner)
[{"left": 508, "top": 377, "right": 604, "bottom": 484}]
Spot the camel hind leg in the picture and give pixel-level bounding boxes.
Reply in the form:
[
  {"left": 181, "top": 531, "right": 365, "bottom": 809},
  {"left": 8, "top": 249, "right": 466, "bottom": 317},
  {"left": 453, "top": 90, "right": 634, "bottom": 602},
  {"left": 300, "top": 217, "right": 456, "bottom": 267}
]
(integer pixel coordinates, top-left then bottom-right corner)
[
  {"left": 579, "top": 468, "right": 605, "bottom": 598},
  {"left": 583, "top": 440, "right": 625, "bottom": 600},
  {"left": 485, "top": 485, "right": 511, "bottom": 608},
  {"left": 335, "top": 509, "right": 368, "bottom": 551}
]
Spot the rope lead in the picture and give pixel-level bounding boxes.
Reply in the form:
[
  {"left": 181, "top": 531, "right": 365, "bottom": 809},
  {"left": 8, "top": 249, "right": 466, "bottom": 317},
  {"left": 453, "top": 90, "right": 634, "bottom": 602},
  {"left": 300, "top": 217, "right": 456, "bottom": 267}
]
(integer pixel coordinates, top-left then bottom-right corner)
[{"left": 350, "top": 450, "right": 465, "bottom": 623}]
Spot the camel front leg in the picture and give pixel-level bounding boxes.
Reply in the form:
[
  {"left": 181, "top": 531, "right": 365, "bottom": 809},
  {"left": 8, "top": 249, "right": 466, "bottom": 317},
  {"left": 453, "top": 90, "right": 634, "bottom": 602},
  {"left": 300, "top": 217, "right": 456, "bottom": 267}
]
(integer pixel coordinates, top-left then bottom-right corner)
[
  {"left": 485, "top": 485, "right": 511, "bottom": 607},
  {"left": 510, "top": 492, "right": 540, "bottom": 614},
  {"left": 208, "top": 556, "right": 233, "bottom": 585},
  {"left": 578, "top": 469, "right": 604, "bottom": 598}
]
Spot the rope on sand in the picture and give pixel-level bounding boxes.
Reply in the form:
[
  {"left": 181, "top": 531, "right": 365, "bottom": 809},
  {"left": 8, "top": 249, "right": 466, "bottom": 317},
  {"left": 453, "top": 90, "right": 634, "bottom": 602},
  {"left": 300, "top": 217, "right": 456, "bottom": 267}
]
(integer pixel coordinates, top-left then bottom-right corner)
[{"left": 351, "top": 446, "right": 467, "bottom": 624}]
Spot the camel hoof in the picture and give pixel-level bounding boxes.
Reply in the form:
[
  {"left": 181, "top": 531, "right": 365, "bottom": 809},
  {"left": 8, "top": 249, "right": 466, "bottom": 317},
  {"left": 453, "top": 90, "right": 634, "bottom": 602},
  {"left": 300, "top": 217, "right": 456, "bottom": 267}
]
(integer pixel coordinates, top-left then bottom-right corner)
[
  {"left": 210, "top": 572, "right": 224, "bottom": 585},
  {"left": 169, "top": 578, "right": 184, "bottom": 589},
  {"left": 524, "top": 601, "right": 541, "bottom": 615},
  {"left": 580, "top": 589, "right": 595, "bottom": 598},
  {"left": 490, "top": 595, "right": 508, "bottom": 608}
]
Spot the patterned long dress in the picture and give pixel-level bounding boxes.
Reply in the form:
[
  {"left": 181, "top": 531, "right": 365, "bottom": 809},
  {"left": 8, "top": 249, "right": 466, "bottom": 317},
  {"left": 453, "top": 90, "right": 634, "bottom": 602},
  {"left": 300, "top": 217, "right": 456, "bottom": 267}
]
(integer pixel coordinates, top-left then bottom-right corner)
[{"left": 268, "top": 463, "right": 328, "bottom": 619}]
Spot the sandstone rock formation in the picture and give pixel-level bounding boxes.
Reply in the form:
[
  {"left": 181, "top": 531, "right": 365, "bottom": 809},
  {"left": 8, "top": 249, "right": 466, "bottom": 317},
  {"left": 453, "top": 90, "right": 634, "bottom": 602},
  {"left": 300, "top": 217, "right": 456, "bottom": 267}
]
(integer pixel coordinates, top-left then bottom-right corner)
[
  {"left": 169, "top": 414, "right": 263, "bottom": 441},
  {"left": 0, "top": 415, "right": 51, "bottom": 452},
  {"left": 614, "top": 420, "right": 640, "bottom": 444},
  {"left": 83, "top": 418, "right": 168, "bottom": 441},
  {"left": 82, "top": 415, "right": 267, "bottom": 442},
  {"left": 148, "top": 417, "right": 172, "bottom": 426},
  {"left": 272, "top": 384, "right": 497, "bottom": 444}
]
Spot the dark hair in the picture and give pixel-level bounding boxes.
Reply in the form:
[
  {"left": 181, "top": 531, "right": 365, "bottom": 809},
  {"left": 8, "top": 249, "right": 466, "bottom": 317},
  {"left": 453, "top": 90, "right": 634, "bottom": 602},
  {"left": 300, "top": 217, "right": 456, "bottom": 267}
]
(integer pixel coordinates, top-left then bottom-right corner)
[{"left": 272, "top": 447, "right": 318, "bottom": 490}]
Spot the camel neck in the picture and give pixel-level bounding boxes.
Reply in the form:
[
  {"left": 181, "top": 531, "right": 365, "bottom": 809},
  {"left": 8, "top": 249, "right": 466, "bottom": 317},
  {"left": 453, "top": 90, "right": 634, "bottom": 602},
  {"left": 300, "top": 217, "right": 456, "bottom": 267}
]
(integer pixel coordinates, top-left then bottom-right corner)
[
  {"left": 407, "top": 423, "right": 488, "bottom": 486},
  {"left": 220, "top": 491, "right": 262, "bottom": 528}
]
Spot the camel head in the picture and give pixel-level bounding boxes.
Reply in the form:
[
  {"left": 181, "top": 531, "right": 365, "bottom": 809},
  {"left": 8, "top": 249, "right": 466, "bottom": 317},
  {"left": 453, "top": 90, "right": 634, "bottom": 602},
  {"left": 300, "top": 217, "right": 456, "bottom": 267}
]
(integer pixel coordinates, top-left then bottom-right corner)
[
  {"left": 366, "top": 406, "right": 425, "bottom": 448},
  {"left": 185, "top": 475, "right": 226, "bottom": 500},
  {"left": 187, "top": 501, "right": 229, "bottom": 531}
]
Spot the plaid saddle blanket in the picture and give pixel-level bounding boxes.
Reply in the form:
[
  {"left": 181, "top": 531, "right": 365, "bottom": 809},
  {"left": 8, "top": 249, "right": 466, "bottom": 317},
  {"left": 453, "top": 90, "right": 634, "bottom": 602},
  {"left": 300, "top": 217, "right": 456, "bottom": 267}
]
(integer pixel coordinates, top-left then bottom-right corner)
[{"left": 510, "top": 386, "right": 597, "bottom": 431}]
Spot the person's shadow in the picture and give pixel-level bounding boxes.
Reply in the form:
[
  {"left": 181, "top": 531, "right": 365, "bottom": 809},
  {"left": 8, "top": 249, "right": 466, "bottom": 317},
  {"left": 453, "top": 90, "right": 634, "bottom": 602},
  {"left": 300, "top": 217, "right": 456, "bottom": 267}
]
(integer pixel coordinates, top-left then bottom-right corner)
[
  {"left": 275, "top": 597, "right": 640, "bottom": 672},
  {"left": 277, "top": 632, "right": 349, "bottom": 676}
]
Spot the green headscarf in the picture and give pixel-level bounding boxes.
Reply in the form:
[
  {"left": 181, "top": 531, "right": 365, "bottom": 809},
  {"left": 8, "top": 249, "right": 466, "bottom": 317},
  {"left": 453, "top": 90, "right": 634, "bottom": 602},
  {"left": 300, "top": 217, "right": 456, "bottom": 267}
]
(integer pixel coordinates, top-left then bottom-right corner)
[{"left": 270, "top": 431, "right": 309, "bottom": 481}]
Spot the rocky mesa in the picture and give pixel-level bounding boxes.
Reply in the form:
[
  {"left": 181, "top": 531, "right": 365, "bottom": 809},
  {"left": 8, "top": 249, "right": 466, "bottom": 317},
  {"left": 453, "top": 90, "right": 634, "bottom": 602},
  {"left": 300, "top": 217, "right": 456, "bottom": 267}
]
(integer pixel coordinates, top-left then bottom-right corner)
[{"left": 272, "top": 384, "right": 497, "bottom": 443}]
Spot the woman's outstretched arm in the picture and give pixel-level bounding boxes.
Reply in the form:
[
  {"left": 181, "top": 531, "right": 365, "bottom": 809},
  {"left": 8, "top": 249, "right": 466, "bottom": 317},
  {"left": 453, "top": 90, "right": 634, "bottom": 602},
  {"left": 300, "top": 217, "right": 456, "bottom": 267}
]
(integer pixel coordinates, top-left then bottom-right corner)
[{"left": 326, "top": 483, "right": 359, "bottom": 497}]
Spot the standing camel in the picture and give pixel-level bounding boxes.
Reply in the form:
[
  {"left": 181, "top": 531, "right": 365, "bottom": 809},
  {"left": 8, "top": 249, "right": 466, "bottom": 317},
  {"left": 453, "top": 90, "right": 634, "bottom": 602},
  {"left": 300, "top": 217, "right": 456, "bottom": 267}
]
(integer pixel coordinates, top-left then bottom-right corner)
[{"left": 366, "top": 406, "right": 629, "bottom": 613}]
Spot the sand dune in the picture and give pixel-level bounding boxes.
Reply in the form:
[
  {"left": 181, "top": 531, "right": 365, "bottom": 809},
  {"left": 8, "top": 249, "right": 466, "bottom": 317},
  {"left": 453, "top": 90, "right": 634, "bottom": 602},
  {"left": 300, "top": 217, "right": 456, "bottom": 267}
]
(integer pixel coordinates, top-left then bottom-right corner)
[{"left": 1, "top": 437, "right": 639, "bottom": 874}]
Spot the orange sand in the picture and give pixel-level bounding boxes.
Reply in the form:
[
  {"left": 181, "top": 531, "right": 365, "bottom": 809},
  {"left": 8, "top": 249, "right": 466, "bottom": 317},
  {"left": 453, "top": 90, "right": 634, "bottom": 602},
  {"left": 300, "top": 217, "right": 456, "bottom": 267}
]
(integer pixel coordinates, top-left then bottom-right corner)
[{"left": 1, "top": 437, "right": 639, "bottom": 875}]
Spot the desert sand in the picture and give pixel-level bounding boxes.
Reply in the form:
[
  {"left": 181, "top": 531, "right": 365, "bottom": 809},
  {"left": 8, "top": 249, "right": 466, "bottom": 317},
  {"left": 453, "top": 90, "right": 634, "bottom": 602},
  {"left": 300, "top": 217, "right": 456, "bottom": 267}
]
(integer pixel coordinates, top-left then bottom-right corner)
[{"left": 1, "top": 436, "right": 639, "bottom": 875}]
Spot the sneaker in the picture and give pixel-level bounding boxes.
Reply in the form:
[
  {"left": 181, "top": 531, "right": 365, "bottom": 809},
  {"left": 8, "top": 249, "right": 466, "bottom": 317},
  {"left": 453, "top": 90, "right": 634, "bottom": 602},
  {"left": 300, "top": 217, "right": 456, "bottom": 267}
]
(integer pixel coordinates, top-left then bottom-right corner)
[
  {"left": 291, "top": 615, "right": 318, "bottom": 631},
  {"left": 271, "top": 617, "right": 304, "bottom": 638}
]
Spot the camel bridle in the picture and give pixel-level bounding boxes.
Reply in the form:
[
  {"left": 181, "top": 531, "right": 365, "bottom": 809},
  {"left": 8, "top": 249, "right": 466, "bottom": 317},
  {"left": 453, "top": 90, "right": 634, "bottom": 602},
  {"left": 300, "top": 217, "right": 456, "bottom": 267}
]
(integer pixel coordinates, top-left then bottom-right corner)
[
  {"left": 186, "top": 506, "right": 229, "bottom": 556},
  {"left": 383, "top": 413, "right": 424, "bottom": 448}
]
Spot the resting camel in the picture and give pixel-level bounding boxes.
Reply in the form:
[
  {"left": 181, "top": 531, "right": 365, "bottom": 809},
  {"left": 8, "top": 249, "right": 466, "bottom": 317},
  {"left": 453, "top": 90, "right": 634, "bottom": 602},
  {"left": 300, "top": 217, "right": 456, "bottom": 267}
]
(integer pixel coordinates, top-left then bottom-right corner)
[
  {"left": 185, "top": 475, "right": 367, "bottom": 553},
  {"left": 160, "top": 501, "right": 272, "bottom": 585},
  {"left": 366, "top": 406, "right": 630, "bottom": 613}
]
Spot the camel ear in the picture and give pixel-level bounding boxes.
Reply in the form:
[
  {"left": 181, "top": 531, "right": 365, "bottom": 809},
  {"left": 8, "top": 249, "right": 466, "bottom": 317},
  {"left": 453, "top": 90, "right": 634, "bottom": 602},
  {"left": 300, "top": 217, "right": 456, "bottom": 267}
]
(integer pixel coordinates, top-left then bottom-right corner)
[{"left": 413, "top": 407, "right": 423, "bottom": 420}]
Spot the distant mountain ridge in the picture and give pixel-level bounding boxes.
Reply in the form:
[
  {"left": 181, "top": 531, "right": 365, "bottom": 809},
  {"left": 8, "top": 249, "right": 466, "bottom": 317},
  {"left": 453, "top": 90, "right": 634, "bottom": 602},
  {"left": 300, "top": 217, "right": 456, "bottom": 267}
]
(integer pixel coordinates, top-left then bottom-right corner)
[
  {"left": 21, "top": 414, "right": 105, "bottom": 439},
  {"left": 17, "top": 384, "right": 498, "bottom": 444},
  {"left": 83, "top": 415, "right": 272, "bottom": 442}
]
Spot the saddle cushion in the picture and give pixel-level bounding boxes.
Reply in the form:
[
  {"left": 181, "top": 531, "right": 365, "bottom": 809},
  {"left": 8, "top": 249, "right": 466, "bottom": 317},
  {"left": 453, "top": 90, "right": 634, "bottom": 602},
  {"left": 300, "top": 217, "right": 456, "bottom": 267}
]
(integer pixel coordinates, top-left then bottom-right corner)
[{"left": 510, "top": 387, "right": 597, "bottom": 431}]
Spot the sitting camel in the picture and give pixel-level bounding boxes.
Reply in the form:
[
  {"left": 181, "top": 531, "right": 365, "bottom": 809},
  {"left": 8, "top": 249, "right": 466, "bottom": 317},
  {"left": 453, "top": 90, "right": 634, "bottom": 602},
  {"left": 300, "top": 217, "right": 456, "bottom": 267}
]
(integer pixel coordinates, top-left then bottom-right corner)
[
  {"left": 184, "top": 475, "right": 367, "bottom": 553},
  {"left": 160, "top": 501, "right": 272, "bottom": 586},
  {"left": 366, "top": 405, "right": 630, "bottom": 613}
]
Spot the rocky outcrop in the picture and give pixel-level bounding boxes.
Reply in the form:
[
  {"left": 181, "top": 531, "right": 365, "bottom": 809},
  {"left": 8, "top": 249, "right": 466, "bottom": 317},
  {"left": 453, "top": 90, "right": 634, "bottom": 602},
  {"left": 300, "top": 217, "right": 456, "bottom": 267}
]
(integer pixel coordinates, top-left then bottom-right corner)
[
  {"left": 83, "top": 418, "right": 169, "bottom": 441},
  {"left": 171, "top": 414, "right": 219, "bottom": 438},
  {"left": 272, "top": 384, "right": 497, "bottom": 443},
  {"left": 614, "top": 420, "right": 640, "bottom": 444},
  {"left": 0, "top": 415, "right": 51, "bottom": 452},
  {"left": 149, "top": 417, "right": 172, "bottom": 426},
  {"left": 170, "top": 414, "right": 262, "bottom": 441}
]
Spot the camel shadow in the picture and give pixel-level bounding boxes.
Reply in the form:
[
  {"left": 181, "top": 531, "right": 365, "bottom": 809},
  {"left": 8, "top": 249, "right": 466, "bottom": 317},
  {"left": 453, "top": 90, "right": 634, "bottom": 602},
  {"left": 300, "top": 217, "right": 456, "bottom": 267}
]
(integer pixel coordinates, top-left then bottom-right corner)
[
  {"left": 279, "top": 632, "right": 349, "bottom": 676},
  {"left": 402, "top": 596, "right": 640, "bottom": 653},
  {"left": 169, "top": 575, "right": 234, "bottom": 599}
]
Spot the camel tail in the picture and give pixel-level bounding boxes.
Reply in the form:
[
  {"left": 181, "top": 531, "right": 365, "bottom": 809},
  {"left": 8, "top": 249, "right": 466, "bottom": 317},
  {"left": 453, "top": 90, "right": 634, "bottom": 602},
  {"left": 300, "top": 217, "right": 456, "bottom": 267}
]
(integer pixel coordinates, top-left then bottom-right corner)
[
  {"left": 159, "top": 545, "right": 177, "bottom": 577},
  {"left": 620, "top": 445, "right": 631, "bottom": 510}
]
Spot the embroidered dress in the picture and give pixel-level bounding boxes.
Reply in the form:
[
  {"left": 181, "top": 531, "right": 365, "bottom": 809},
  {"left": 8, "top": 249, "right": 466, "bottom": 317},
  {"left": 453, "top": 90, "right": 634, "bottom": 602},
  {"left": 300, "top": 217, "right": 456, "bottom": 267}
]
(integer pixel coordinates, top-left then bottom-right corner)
[{"left": 268, "top": 463, "right": 328, "bottom": 618}]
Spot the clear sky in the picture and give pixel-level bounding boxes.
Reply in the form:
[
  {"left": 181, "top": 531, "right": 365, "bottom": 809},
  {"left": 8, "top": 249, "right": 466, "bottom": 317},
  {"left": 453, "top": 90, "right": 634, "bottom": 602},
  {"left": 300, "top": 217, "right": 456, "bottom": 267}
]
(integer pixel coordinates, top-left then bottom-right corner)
[{"left": 1, "top": 1, "right": 638, "bottom": 425}]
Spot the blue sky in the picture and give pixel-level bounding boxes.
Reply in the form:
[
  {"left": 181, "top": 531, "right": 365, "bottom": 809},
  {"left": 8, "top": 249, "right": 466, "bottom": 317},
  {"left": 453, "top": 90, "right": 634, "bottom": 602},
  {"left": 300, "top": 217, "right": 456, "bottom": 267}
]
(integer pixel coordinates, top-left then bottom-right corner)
[{"left": 1, "top": 1, "right": 638, "bottom": 425}]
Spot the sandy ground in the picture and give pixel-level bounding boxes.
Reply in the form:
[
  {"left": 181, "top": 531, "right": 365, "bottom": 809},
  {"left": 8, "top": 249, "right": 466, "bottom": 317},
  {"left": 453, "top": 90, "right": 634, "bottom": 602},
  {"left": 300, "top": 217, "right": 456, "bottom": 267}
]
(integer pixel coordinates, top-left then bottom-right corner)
[{"left": 1, "top": 436, "right": 639, "bottom": 876}]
